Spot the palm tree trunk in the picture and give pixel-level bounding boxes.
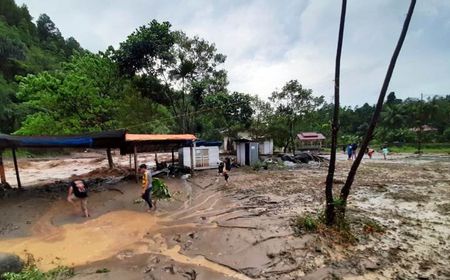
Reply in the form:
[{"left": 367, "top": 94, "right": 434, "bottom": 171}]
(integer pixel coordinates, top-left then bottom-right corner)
[
  {"left": 325, "top": 0, "right": 347, "bottom": 226},
  {"left": 339, "top": 0, "right": 416, "bottom": 212}
]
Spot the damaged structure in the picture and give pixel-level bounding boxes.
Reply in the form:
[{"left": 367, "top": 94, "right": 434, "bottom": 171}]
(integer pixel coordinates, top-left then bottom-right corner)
[{"left": 0, "top": 131, "right": 197, "bottom": 188}]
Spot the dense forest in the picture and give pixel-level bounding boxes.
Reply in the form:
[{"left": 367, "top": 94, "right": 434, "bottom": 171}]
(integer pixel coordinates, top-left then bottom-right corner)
[{"left": 1, "top": 0, "right": 449, "bottom": 150}]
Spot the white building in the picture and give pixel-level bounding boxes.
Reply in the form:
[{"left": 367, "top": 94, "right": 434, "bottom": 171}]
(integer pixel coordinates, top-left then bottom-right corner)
[{"left": 179, "top": 141, "right": 221, "bottom": 170}]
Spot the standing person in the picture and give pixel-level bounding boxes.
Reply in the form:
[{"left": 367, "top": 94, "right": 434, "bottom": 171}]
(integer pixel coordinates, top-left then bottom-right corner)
[
  {"left": 223, "top": 157, "right": 231, "bottom": 184},
  {"left": 67, "top": 179, "right": 89, "bottom": 218},
  {"left": 382, "top": 146, "right": 389, "bottom": 160},
  {"left": 367, "top": 147, "right": 375, "bottom": 159},
  {"left": 139, "top": 164, "right": 153, "bottom": 212},
  {"left": 346, "top": 144, "right": 353, "bottom": 160},
  {"left": 351, "top": 143, "right": 358, "bottom": 160},
  {"left": 218, "top": 161, "right": 224, "bottom": 176}
]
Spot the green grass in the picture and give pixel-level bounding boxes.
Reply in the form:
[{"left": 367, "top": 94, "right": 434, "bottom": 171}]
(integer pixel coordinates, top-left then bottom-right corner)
[
  {"left": 2, "top": 265, "right": 74, "bottom": 280},
  {"left": 389, "top": 144, "right": 450, "bottom": 154}
]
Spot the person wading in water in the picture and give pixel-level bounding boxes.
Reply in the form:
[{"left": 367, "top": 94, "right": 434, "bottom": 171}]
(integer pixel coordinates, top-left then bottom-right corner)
[
  {"left": 139, "top": 164, "right": 153, "bottom": 212},
  {"left": 67, "top": 179, "right": 90, "bottom": 217}
]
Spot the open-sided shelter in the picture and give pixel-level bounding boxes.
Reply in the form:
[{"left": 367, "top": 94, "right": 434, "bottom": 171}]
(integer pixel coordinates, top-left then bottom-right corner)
[
  {"left": 297, "top": 132, "right": 326, "bottom": 151},
  {"left": 122, "top": 134, "right": 197, "bottom": 180},
  {"left": 0, "top": 130, "right": 126, "bottom": 188}
]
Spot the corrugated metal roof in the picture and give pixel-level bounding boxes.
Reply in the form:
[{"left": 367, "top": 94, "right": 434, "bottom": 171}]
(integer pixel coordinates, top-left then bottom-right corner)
[
  {"left": 125, "top": 134, "right": 196, "bottom": 142},
  {"left": 297, "top": 132, "right": 326, "bottom": 141},
  {"left": 0, "top": 130, "right": 126, "bottom": 149}
]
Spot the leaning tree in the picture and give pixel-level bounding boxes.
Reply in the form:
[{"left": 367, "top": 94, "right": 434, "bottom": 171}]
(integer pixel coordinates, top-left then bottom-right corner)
[{"left": 325, "top": 0, "right": 417, "bottom": 224}]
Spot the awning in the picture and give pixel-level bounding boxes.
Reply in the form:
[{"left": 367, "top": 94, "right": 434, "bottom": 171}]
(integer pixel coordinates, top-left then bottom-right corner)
[
  {"left": 122, "top": 134, "right": 197, "bottom": 154},
  {"left": 0, "top": 130, "right": 126, "bottom": 149}
]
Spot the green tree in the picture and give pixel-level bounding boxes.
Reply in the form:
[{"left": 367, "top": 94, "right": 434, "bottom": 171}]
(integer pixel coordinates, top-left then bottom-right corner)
[
  {"left": 112, "top": 20, "right": 228, "bottom": 133},
  {"left": 269, "top": 80, "right": 324, "bottom": 152},
  {"left": 16, "top": 54, "right": 121, "bottom": 135}
]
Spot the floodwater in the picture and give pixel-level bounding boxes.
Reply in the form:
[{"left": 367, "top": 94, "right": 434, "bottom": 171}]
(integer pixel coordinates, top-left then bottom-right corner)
[
  {"left": 1, "top": 153, "right": 449, "bottom": 279},
  {"left": 0, "top": 210, "right": 158, "bottom": 270}
]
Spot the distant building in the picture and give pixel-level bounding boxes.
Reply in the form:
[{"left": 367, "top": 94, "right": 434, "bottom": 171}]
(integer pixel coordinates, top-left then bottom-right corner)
[
  {"left": 222, "top": 131, "right": 273, "bottom": 155},
  {"left": 297, "top": 132, "right": 326, "bottom": 151},
  {"left": 235, "top": 140, "right": 259, "bottom": 166},
  {"left": 410, "top": 125, "right": 438, "bottom": 132}
]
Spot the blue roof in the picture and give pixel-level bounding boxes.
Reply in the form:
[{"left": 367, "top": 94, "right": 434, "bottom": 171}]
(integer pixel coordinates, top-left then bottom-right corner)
[{"left": 195, "top": 140, "right": 222, "bottom": 147}]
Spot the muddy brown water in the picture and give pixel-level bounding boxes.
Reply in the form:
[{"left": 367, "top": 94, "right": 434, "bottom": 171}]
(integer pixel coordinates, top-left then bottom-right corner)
[{"left": 0, "top": 154, "right": 449, "bottom": 279}]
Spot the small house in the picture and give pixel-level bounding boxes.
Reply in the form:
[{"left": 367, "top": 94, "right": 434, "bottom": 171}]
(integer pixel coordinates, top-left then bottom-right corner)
[
  {"left": 222, "top": 131, "right": 273, "bottom": 155},
  {"left": 258, "top": 139, "right": 273, "bottom": 155},
  {"left": 297, "top": 132, "right": 326, "bottom": 151},
  {"left": 235, "top": 139, "right": 259, "bottom": 166},
  {"left": 179, "top": 140, "right": 221, "bottom": 170}
]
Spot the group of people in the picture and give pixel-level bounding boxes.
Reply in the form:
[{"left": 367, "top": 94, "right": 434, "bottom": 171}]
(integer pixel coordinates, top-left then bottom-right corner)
[
  {"left": 67, "top": 163, "right": 155, "bottom": 217},
  {"left": 344, "top": 143, "right": 358, "bottom": 160},
  {"left": 343, "top": 143, "right": 389, "bottom": 160}
]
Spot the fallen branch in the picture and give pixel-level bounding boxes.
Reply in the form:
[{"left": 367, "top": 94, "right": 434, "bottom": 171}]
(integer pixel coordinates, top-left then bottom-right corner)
[
  {"left": 252, "top": 234, "right": 293, "bottom": 246},
  {"left": 225, "top": 210, "right": 268, "bottom": 221},
  {"left": 214, "top": 222, "right": 259, "bottom": 230}
]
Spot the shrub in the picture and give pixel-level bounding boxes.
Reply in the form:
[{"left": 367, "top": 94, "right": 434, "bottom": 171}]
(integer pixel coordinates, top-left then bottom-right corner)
[{"left": 152, "top": 178, "right": 171, "bottom": 200}]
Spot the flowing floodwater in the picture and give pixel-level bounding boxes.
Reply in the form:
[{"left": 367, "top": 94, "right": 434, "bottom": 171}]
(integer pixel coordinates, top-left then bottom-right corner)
[{"left": 0, "top": 184, "right": 252, "bottom": 280}]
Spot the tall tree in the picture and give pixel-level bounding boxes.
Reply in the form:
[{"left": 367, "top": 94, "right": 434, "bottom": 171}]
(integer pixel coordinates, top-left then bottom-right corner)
[
  {"left": 16, "top": 54, "right": 122, "bottom": 135},
  {"left": 36, "top": 13, "right": 62, "bottom": 42},
  {"left": 270, "top": 80, "right": 324, "bottom": 152},
  {"left": 325, "top": 0, "right": 347, "bottom": 226},
  {"left": 338, "top": 0, "right": 416, "bottom": 219},
  {"left": 113, "top": 21, "right": 228, "bottom": 133}
]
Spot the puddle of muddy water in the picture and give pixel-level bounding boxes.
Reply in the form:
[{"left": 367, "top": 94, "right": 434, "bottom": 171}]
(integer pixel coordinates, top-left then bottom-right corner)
[{"left": 0, "top": 210, "right": 159, "bottom": 270}]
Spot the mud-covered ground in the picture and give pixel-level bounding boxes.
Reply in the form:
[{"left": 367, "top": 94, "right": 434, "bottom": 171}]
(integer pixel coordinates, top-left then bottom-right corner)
[{"left": 0, "top": 153, "right": 449, "bottom": 279}]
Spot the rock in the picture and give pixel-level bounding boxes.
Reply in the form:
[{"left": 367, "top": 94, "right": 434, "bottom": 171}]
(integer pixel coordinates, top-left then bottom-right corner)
[
  {"left": 0, "top": 252, "right": 23, "bottom": 275},
  {"left": 360, "top": 259, "right": 379, "bottom": 271},
  {"left": 188, "top": 232, "right": 197, "bottom": 239}
]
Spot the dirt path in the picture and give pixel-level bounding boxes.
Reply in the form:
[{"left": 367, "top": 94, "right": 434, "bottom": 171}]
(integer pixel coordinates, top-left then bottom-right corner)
[{"left": 0, "top": 154, "right": 449, "bottom": 279}]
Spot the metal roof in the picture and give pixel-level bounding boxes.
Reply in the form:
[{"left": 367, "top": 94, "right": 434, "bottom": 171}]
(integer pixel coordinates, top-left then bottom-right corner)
[
  {"left": 125, "top": 134, "right": 196, "bottom": 142},
  {"left": 297, "top": 132, "right": 326, "bottom": 141},
  {"left": 0, "top": 130, "right": 126, "bottom": 149}
]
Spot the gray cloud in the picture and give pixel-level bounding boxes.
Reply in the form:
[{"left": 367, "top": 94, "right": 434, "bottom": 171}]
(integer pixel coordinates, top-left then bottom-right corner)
[{"left": 17, "top": 0, "right": 450, "bottom": 106}]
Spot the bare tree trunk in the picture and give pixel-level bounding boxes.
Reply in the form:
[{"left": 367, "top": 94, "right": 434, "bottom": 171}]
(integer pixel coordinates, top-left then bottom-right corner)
[
  {"left": 339, "top": 0, "right": 416, "bottom": 212},
  {"left": 325, "top": 0, "right": 347, "bottom": 226}
]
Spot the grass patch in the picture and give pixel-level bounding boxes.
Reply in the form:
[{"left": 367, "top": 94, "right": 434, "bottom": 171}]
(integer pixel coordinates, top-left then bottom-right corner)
[
  {"left": 2, "top": 266, "right": 74, "bottom": 280},
  {"left": 291, "top": 214, "right": 319, "bottom": 234},
  {"left": 291, "top": 208, "right": 386, "bottom": 245},
  {"left": 362, "top": 219, "right": 385, "bottom": 234},
  {"left": 1, "top": 253, "right": 74, "bottom": 280},
  {"left": 389, "top": 143, "right": 450, "bottom": 154}
]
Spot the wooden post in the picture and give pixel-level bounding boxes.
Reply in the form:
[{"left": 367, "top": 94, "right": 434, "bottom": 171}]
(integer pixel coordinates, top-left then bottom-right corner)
[
  {"left": 134, "top": 144, "right": 138, "bottom": 183},
  {"left": 129, "top": 154, "right": 132, "bottom": 169},
  {"left": 190, "top": 142, "right": 195, "bottom": 174},
  {"left": 106, "top": 148, "right": 114, "bottom": 169},
  {"left": 171, "top": 149, "right": 175, "bottom": 166},
  {"left": 12, "top": 148, "right": 22, "bottom": 189},
  {"left": 0, "top": 149, "right": 6, "bottom": 184}
]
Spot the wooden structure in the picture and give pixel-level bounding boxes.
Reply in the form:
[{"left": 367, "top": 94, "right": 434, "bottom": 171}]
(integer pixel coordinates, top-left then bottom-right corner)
[
  {"left": 0, "top": 130, "right": 126, "bottom": 188},
  {"left": 297, "top": 132, "right": 326, "bottom": 151},
  {"left": 123, "top": 134, "right": 196, "bottom": 181},
  {"left": 0, "top": 131, "right": 197, "bottom": 188}
]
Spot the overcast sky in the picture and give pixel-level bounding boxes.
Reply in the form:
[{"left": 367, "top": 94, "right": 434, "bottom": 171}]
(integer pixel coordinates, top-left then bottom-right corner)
[{"left": 17, "top": 0, "right": 450, "bottom": 106}]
